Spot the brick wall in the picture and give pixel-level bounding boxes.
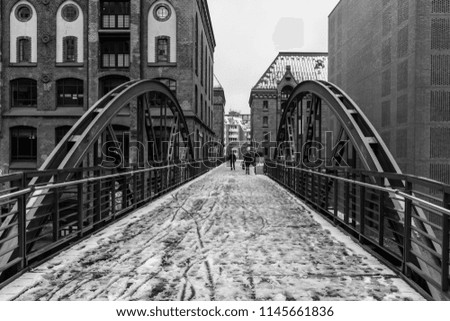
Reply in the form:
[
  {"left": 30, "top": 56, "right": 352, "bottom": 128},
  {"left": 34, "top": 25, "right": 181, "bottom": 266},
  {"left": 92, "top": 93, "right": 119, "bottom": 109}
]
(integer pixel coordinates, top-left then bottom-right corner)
[
  {"left": 0, "top": 0, "right": 218, "bottom": 171},
  {"left": 329, "top": 0, "right": 450, "bottom": 183}
]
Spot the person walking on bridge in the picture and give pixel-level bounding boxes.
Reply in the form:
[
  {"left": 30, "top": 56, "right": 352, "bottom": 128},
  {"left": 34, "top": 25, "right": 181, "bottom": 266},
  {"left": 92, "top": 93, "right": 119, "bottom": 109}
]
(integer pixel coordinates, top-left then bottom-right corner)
[
  {"left": 229, "top": 150, "right": 237, "bottom": 171},
  {"left": 243, "top": 148, "right": 254, "bottom": 175}
]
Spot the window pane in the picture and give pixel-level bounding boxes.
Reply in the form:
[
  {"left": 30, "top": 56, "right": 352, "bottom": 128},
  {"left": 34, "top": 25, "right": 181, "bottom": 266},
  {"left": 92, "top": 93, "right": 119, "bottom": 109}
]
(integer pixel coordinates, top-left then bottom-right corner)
[
  {"left": 11, "top": 127, "right": 37, "bottom": 161},
  {"left": 57, "top": 79, "right": 83, "bottom": 107}
]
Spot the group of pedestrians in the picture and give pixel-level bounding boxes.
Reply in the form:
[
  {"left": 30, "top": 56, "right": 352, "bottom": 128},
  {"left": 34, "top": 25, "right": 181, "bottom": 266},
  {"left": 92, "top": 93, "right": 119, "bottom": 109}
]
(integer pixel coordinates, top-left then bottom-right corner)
[{"left": 228, "top": 149, "right": 257, "bottom": 175}]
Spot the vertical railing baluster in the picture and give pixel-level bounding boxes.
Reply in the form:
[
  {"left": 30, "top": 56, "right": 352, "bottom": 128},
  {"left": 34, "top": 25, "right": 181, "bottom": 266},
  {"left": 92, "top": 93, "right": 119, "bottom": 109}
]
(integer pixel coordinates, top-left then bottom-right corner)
[
  {"left": 111, "top": 174, "right": 116, "bottom": 220},
  {"left": 52, "top": 173, "right": 60, "bottom": 242},
  {"left": 344, "top": 171, "right": 350, "bottom": 224},
  {"left": 378, "top": 176, "right": 385, "bottom": 247},
  {"left": 441, "top": 190, "right": 449, "bottom": 291},
  {"left": 77, "top": 171, "right": 84, "bottom": 237},
  {"left": 333, "top": 170, "right": 338, "bottom": 224},
  {"left": 94, "top": 169, "right": 102, "bottom": 227},
  {"left": 17, "top": 173, "right": 27, "bottom": 269},
  {"left": 133, "top": 165, "right": 138, "bottom": 210},
  {"left": 359, "top": 173, "right": 366, "bottom": 242},
  {"left": 403, "top": 181, "right": 413, "bottom": 277},
  {"left": 325, "top": 174, "right": 329, "bottom": 214}
]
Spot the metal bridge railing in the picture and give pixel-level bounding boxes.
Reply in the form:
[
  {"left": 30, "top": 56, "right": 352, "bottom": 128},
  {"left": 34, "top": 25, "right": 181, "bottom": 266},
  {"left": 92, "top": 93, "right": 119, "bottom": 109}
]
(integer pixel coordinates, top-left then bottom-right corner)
[
  {"left": 265, "top": 161, "right": 450, "bottom": 300},
  {"left": 0, "top": 159, "right": 224, "bottom": 287}
]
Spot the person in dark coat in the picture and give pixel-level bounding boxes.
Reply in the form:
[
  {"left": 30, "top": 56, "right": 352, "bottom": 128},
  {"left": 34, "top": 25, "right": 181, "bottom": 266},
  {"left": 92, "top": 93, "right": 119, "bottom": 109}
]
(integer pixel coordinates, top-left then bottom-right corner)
[
  {"left": 243, "top": 149, "right": 254, "bottom": 175},
  {"left": 229, "top": 151, "right": 237, "bottom": 170}
]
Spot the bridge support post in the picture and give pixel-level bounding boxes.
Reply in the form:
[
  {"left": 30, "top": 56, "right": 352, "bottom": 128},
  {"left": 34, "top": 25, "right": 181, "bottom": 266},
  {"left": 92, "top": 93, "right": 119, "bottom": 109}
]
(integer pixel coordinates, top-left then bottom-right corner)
[
  {"left": 52, "top": 173, "right": 60, "bottom": 242},
  {"left": 344, "top": 172, "right": 350, "bottom": 224},
  {"left": 403, "top": 181, "right": 413, "bottom": 278},
  {"left": 359, "top": 174, "right": 366, "bottom": 243},
  {"left": 17, "top": 174, "right": 27, "bottom": 270},
  {"left": 378, "top": 176, "right": 385, "bottom": 247},
  {"left": 333, "top": 171, "right": 338, "bottom": 224},
  {"left": 77, "top": 171, "right": 84, "bottom": 238},
  {"left": 441, "top": 191, "right": 449, "bottom": 291}
]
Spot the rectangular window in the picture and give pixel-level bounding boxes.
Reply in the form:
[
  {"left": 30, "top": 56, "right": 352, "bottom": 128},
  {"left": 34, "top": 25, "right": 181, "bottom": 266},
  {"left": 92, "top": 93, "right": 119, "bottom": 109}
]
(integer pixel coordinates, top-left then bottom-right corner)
[
  {"left": 195, "top": 86, "right": 198, "bottom": 114},
  {"left": 156, "top": 37, "right": 170, "bottom": 62},
  {"left": 100, "top": 1, "right": 130, "bottom": 29},
  {"left": 57, "top": 79, "right": 84, "bottom": 107},
  {"left": 11, "top": 79, "right": 37, "bottom": 107},
  {"left": 195, "top": 14, "right": 199, "bottom": 75},
  {"left": 17, "top": 37, "right": 31, "bottom": 63},
  {"left": 11, "top": 127, "right": 37, "bottom": 161},
  {"left": 100, "top": 37, "right": 130, "bottom": 68},
  {"left": 263, "top": 116, "right": 269, "bottom": 128},
  {"left": 263, "top": 100, "right": 269, "bottom": 111},
  {"left": 201, "top": 35, "right": 204, "bottom": 85},
  {"left": 63, "top": 37, "right": 77, "bottom": 62}
]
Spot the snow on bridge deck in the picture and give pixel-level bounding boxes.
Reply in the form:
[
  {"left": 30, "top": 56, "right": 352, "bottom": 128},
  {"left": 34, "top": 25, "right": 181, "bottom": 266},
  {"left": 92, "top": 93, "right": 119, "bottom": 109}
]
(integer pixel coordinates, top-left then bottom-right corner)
[{"left": 0, "top": 165, "right": 424, "bottom": 301}]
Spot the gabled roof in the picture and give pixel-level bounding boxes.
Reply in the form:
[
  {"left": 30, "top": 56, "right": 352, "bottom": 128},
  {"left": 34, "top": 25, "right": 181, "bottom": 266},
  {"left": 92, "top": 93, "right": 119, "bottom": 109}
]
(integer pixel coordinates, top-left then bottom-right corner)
[
  {"left": 213, "top": 75, "right": 223, "bottom": 89},
  {"left": 252, "top": 52, "right": 328, "bottom": 90}
]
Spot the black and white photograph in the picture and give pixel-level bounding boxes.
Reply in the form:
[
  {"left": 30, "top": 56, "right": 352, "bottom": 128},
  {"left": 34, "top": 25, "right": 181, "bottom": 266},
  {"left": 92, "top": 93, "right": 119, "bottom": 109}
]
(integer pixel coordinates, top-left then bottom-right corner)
[{"left": 0, "top": 0, "right": 449, "bottom": 318}]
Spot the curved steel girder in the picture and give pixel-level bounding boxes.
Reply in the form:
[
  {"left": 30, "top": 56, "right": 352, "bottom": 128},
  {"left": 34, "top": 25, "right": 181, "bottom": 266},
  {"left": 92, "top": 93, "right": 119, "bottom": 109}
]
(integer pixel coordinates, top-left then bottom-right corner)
[
  {"left": 276, "top": 80, "right": 402, "bottom": 175},
  {"left": 43, "top": 80, "right": 195, "bottom": 172},
  {"left": 39, "top": 81, "right": 139, "bottom": 174},
  {"left": 275, "top": 81, "right": 445, "bottom": 299}
]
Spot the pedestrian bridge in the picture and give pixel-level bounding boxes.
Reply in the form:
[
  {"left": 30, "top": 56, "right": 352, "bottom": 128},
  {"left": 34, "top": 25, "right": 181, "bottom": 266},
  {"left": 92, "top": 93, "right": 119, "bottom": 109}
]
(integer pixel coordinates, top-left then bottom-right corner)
[
  {"left": 0, "top": 80, "right": 449, "bottom": 300},
  {"left": 0, "top": 165, "right": 424, "bottom": 301}
]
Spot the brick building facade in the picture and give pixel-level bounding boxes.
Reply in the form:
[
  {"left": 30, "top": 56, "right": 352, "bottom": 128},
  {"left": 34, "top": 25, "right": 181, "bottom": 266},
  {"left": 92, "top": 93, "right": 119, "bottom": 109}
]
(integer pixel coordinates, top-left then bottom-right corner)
[
  {"left": 329, "top": 0, "right": 450, "bottom": 184},
  {"left": 249, "top": 52, "right": 328, "bottom": 158},
  {"left": 0, "top": 0, "right": 218, "bottom": 174},
  {"left": 212, "top": 75, "right": 225, "bottom": 148}
]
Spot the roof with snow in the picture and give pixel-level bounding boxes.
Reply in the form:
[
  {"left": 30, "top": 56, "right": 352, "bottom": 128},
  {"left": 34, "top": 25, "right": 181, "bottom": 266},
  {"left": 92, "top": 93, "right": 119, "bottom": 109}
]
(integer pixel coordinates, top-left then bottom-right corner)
[
  {"left": 213, "top": 75, "right": 223, "bottom": 89},
  {"left": 253, "top": 52, "right": 328, "bottom": 90}
]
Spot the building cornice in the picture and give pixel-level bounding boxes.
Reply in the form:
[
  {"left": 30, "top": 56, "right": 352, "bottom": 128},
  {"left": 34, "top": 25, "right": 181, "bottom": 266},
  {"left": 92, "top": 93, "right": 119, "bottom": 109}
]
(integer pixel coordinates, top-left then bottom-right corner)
[{"left": 197, "top": 0, "right": 216, "bottom": 52}]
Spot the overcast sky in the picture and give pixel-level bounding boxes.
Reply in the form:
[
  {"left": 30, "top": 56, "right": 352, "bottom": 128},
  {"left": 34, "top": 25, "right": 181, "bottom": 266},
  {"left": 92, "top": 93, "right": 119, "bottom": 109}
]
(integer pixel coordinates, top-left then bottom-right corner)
[{"left": 208, "top": 0, "right": 340, "bottom": 114}]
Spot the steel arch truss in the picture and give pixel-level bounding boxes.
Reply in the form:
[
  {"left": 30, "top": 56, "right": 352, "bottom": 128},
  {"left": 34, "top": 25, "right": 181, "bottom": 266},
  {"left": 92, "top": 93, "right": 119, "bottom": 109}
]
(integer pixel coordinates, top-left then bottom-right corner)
[
  {"left": 41, "top": 80, "right": 195, "bottom": 176},
  {"left": 275, "top": 80, "right": 400, "bottom": 174},
  {"left": 274, "top": 80, "right": 444, "bottom": 299}
]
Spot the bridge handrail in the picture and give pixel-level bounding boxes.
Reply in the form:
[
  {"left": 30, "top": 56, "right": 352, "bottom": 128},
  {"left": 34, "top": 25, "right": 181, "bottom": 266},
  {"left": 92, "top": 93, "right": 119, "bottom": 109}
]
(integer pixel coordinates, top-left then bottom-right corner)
[
  {"left": 265, "top": 161, "right": 450, "bottom": 299},
  {"left": 0, "top": 161, "right": 219, "bottom": 203},
  {"left": 267, "top": 163, "right": 450, "bottom": 217}
]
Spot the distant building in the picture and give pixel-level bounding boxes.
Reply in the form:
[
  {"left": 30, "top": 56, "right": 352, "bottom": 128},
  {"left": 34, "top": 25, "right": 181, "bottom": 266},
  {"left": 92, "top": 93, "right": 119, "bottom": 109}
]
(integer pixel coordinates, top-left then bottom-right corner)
[
  {"left": 329, "top": 0, "right": 450, "bottom": 183},
  {"left": 213, "top": 75, "right": 225, "bottom": 148},
  {"left": 249, "top": 52, "right": 328, "bottom": 157},
  {"left": 224, "top": 115, "right": 246, "bottom": 158},
  {"left": 0, "top": 0, "right": 217, "bottom": 174}
]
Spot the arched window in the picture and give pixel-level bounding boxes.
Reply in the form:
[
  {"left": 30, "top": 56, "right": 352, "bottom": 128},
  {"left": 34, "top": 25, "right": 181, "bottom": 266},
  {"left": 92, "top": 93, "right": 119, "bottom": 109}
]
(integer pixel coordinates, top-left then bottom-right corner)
[
  {"left": 153, "top": 78, "right": 176, "bottom": 95},
  {"left": 63, "top": 36, "right": 78, "bottom": 62},
  {"left": 99, "top": 75, "right": 130, "bottom": 97},
  {"left": 55, "top": 126, "right": 72, "bottom": 145},
  {"left": 57, "top": 2, "right": 83, "bottom": 63},
  {"left": 57, "top": 78, "right": 84, "bottom": 107},
  {"left": 148, "top": 1, "right": 176, "bottom": 63},
  {"left": 10, "top": 78, "right": 37, "bottom": 107},
  {"left": 263, "top": 116, "right": 269, "bottom": 128},
  {"left": 17, "top": 37, "right": 31, "bottom": 62},
  {"left": 156, "top": 36, "right": 170, "bottom": 62},
  {"left": 10, "top": 126, "right": 37, "bottom": 161},
  {"left": 10, "top": 2, "right": 37, "bottom": 63}
]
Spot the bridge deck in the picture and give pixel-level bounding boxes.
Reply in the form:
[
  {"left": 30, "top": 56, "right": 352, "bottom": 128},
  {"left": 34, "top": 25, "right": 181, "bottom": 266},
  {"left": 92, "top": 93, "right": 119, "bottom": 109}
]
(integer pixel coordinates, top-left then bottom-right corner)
[{"left": 0, "top": 165, "right": 423, "bottom": 301}]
